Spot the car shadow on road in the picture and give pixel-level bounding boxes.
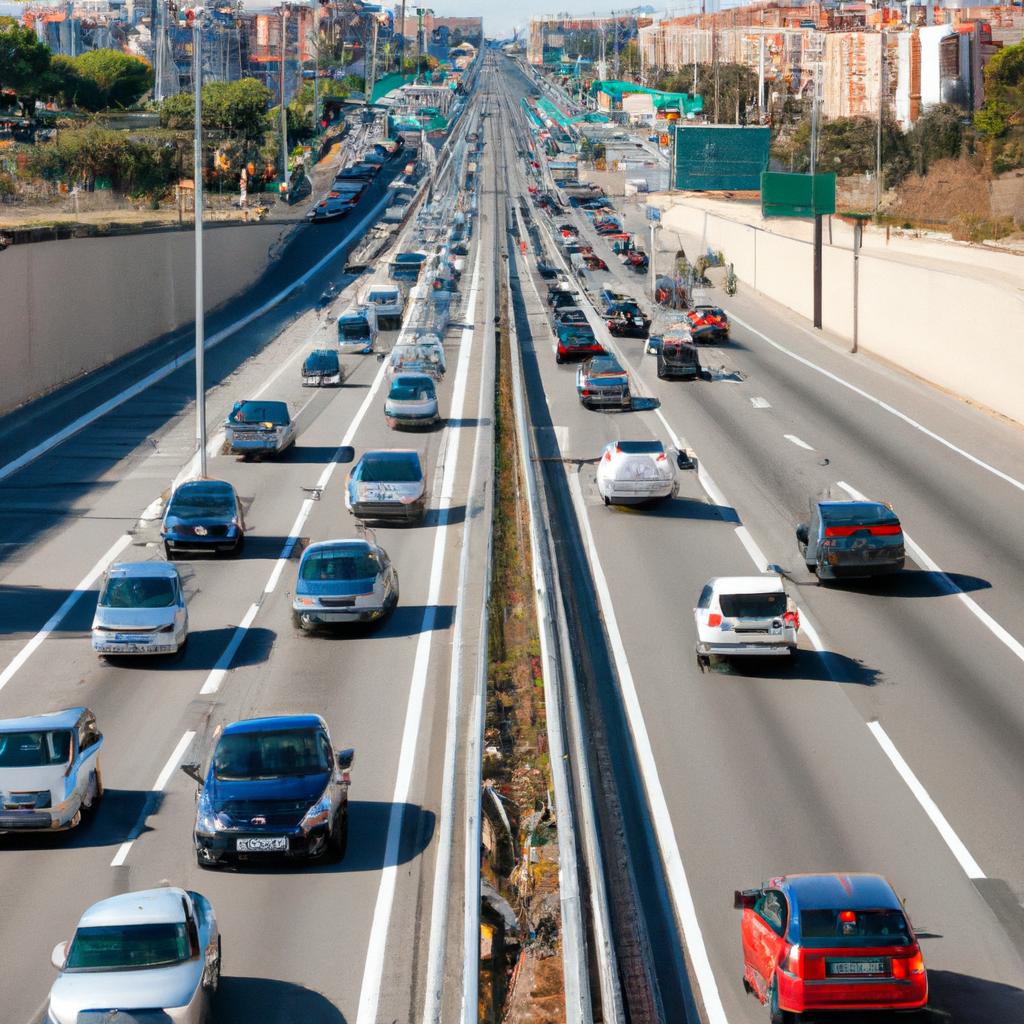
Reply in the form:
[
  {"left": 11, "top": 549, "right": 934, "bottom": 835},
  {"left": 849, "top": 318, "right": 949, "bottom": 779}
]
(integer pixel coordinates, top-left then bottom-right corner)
[
  {"left": 215, "top": 977, "right": 347, "bottom": 1022},
  {"left": 0, "top": 788, "right": 151, "bottom": 851},
  {"left": 836, "top": 569, "right": 992, "bottom": 599},
  {"left": 0, "top": 583, "right": 95, "bottom": 636},
  {"left": 103, "top": 626, "right": 276, "bottom": 672},
  {"left": 301, "top": 605, "right": 454, "bottom": 641},
  {"left": 609, "top": 495, "right": 738, "bottom": 523},
  {"left": 714, "top": 649, "right": 882, "bottom": 686},
  {"left": 279, "top": 445, "right": 354, "bottom": 465}
]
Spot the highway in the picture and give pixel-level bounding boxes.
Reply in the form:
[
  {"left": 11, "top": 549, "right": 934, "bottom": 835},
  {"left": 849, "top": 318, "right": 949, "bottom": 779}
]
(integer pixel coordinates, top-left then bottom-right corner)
[
  {"left": 0, "top": 78, "right": 494, "bottom": 1023},
  {"left": 497, "top": 54, "right": 1024, "bottom": 1023}
]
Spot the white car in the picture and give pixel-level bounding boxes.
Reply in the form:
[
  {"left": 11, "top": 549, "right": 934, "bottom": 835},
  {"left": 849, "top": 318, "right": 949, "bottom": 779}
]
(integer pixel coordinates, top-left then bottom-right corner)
[
  {"left": 337, "top": 303, "right": 379, "bottom": 353},
  {"left": 596, "top": 440, "right": 677, "bottom": 505},
  {"left": 48, "top": 887, "right": 220, "bottom": 1024},
  {"left": 359, "top": 282, "right": 405, "bottom": 328},
  {"left": 693, "top": 575, "right": 799, "bottom": 668},
  {"left": 92, "top": 561, "right": 189, "bottom": 656},
  {"left": 0, "top": 707, "right": 103, "bottom": 833}
]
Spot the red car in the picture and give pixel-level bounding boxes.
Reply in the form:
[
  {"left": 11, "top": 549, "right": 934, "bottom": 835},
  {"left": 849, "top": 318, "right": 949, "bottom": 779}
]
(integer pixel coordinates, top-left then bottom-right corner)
[
  {"left": 735, "top": 873, "right": 927, "bottom": 1021},
  {"left": 686, "top": 304, "right": 730, "bottom": 342}
]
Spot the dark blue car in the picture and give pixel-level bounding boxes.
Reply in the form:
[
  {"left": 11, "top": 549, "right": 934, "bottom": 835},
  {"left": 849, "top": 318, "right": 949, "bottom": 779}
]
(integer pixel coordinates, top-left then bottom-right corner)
[
  {"left": 183, "top": 715, "right": 354, "bottom": 867},
  {"left": 161, "top": 479, "right": 244, "bottom": 558}
]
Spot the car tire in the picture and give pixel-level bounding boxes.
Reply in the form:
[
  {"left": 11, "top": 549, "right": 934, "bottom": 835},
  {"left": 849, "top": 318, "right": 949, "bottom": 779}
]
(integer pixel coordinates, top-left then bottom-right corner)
[
  {"left": 164, "top": 542, "right": 175, "bottom": 561},
  {"left": 805, "top": 562, "right": 816, "bottom": 574},
  {"left": 325, "top": 812, "right": 348, "bottom": 862},
  {"left": 205, "top": 936, "right": 222, "bottom": 993},
  {"left": 556, "top": 354, "right": 564, "bottom": 364},
  {"left": 86, "top": 765, "right": 104, "bottom": 812}
]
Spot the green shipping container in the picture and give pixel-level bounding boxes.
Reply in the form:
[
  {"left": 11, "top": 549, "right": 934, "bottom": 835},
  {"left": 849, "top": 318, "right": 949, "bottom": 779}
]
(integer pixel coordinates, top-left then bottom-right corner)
[{"left": 673, "top": 126, "right": 770, "bottom": 192}]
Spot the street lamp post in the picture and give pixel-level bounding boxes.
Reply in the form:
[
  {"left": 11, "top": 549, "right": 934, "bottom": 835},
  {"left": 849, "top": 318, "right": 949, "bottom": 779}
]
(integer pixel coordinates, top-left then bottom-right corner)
[
  {"left": 191, "top": 7, "right": 207, "bottom": 477},
  {"left": 280, "top": 5, "right": 290, "bottom": 192}
]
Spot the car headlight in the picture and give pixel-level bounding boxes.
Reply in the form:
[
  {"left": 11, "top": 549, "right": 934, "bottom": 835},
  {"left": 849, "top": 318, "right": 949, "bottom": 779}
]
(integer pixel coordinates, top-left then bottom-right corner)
[
  {"left": 196, "top": 799, "right": 229, "bottom": 833},
  {"left": 299, "top": 791, "right": 332, "bottom": 833}
]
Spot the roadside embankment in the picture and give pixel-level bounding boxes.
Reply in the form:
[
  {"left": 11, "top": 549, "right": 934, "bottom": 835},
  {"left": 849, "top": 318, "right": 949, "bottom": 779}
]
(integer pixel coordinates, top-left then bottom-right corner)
[
  {"left": 0, "top": 218, "right": 295, "bottom": 415},
  {"left": 651, "top": 192, "right": 1024, "bottom": 426}
]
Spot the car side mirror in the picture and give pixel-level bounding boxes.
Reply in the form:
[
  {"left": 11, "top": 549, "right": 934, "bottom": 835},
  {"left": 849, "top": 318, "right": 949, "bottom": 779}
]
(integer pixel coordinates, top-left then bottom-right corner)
[
  {"left": 180, "top": 762, "right": 204, "bottom": 786},
  {"left": 796, "top": 523, "right": 809, "bottom": 545},
  {"left": 51, "top": 941, "right": 69, "bottom": 970},
  {"left": 734, "top": 890, "right": 759, "bottom": 910},
  {"left": 675, "top": 448, "right": 694, "bottom": 471},
  {"left": 336, "top": 748, "right": 355, "bottom": 771}
]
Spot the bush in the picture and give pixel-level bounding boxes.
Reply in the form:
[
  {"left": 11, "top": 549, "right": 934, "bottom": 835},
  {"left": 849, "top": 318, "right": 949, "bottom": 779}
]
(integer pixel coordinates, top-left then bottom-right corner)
[
  {"left": 992, "top": 137, "right": 1024, "bottom": 174},
  {"left": 950, "top": 214, "right": 1015, "bottom": 243},
  {"left": 908, "top": 104, "right": 964, "bottom": 174}
]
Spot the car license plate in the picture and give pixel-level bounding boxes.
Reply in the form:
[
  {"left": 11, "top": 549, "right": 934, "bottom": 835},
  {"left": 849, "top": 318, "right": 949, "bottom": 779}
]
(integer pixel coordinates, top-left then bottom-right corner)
[
  {"left": 236, "top": 836, "right": 288, "bottom": 853},
  {"left": 113, "top": 633, "right": 148, "bottom": 643},
  {"left": 827, "top": 959, "right": 887, "bottom": 977}
]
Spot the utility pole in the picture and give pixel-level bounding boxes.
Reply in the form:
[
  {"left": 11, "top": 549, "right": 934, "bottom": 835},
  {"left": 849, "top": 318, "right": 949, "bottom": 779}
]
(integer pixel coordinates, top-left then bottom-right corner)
[
  {"left": 713, "top": 27, "right": 720, "bottom": 122},
  {"left": 367, "top": 14, "right": 379, "bottom": 102},
  {"left": 190, "top": 7, "right": 207, "bottom": 477},
  {"left": 280, "top": 5, "right": 289, "bottom": 191},
  {"left": 875, "top": 29, "right": 885, "bottom": 214},
  {"left": 757, "top": 32, "right": 765, "bottom": 123},
  {"left": 310, "top": 0, "right": 319, "bottom": 142},
  {"left": 398, "top": 0, "right": 406, "bottom": 71}
]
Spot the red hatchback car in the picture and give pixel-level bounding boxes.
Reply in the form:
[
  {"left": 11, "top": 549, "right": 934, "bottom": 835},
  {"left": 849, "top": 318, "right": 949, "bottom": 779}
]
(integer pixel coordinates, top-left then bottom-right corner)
[{"left": 735, "top": 873, "right": 927, "bottom": 1021}]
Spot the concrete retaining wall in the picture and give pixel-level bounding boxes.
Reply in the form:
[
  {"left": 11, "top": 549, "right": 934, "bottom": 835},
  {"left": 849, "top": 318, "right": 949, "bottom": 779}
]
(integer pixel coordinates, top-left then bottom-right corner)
[
  {"left": 0, "top": 220, "right": 295, "bottom": 415},
  {"left": 656, "top": 197, "right": 1024, "bottom": 425}
]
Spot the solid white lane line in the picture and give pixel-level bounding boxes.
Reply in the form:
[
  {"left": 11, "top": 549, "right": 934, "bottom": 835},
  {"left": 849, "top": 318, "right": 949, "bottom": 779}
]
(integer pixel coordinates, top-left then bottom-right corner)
[
  {"left": 734, "top": 526, "right": 768, "bottom": 572},
  {"left": 0, "top": 533, "right": 132, "bottom": 695},
  {"left": 356, "top": 246, "right": 482, "bottom": 1024},
  {"left": 750, "top": 396, "right": 771, "bottom": 408},
  {"left": 784, "top": 434, "right": 814, "bottom": 450},
  {"left": 199, "top": 603, "right": 260, "bottom": 696},
  {"left": 867, "top": 721, "right": 986, "bottom": 880},
  {"left": 728, "top": 310, "right": 1024, "bottom": 495},
  {"left": 422, "top": 249, "right": 487, "bottom": 1024},
  {"left": 110, "top": 730, "right": 196, "bottom": 867},
  {"left": 567, "top": 472, "right": 729, "bottom": 1024},
  {"left": 836, "top": 480, "right": 1024, "bottom": 666},
  {"left": 0, "top": 191, "right": 392, "bottom": 485}
]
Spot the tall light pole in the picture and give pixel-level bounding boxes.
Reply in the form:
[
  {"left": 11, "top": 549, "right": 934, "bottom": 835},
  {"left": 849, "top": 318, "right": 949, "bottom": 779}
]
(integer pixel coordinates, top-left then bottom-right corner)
[
  {"left": 190, "top": 6, "right": 207, "bottom": 477},
  {"left": 280, "top": 5, "right": 290, "bottom": 191},
  {"left": 875, "top": 29, "right": 886, "bottom": 214}
]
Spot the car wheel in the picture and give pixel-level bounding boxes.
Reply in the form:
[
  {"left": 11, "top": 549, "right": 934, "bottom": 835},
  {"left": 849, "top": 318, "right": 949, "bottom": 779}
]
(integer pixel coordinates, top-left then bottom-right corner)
[
  {"left": 325, "top": 812, "right": 348, "bottom": 862},
  {"left": 602, "top": 494, "right": 610, "bottom": 506},
  {"left": 86, "top": 765, "right": 104, "bottom": 811},
  {"left": 555, "top": 354, "right": 564, "bottom": 364},
  {"left": 805, "top": 562, "right": 816, "bottom": 574}
]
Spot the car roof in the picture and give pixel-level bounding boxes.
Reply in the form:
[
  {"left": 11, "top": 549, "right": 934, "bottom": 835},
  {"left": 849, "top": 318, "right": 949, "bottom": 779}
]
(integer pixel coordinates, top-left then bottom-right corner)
[
  {"left": 79, "top": 887, "right": 189, "bottom": 928},
  {"left": 0, "top": 706, "right": 86, "bottom": 734},
  {"left": 392, "top": 372, "right": 435, "bottom": 384},
  {"left": 708, "top": 575, "right": 784, "bottom": 594},
  {"left": 222, "top": 714, "right": 327, "bottom": 736},
  {"left": 357, "top": 449, "right": 421, "bottom": 463},
  {"left": 589, "top": 355, "right": 624, "bottom": 371},
  {"left": 106, "top": 561, "right": 179, "bottom": 580},
  {"left": 778, "top": 873, "right": 901, "bottom": 911},
  {"left": 302, "top": 539, "right": 374, "bottom": 558}
]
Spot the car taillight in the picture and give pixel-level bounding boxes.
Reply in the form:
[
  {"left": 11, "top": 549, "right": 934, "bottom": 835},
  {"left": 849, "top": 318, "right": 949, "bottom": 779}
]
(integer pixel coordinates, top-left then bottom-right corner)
[
  {"left": 707, "top": 613, "right": 722, "bottom": 627},
  {"left": 603, "top": 450, "right": 612, "bottom": 461},
  {"left": 656, "top": 452, "right": 667, "bottom": 462},
  {"left": 892, "top": 949, "right": 925, "bottom": 978},
  {"left": 783, "top": 609, "right": 800, "bottom": 629},
  {"left": 824, "top": 524, "right": 901, "bottom": 538}
]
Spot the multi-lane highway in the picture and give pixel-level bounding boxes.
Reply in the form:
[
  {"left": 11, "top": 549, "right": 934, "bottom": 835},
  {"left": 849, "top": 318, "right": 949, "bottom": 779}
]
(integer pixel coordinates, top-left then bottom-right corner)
[
  {"left": 0, "top": 72, "right": 499, "bottom": 1024},
  {"left": 496, "top": 53, "right": 1024, "bottom": 1024}
]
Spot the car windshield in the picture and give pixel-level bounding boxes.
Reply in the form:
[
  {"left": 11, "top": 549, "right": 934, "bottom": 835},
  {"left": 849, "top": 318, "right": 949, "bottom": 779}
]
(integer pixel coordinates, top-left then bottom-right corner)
[
  {"left": 821, "top": 503, "right": 899, "bottom": 527},
  {"left": 65, "top": 923, "right": 191, "bottom": 971},
  {"left": 800, "top": 909, "right": 912, "bottom": 948},
  {"left": 214, "top": 729, "right": 329, "bottom": 780},
  {"left": 168, "top": 484, "right": 234, "bottom": 518},
  {"left": 617, "top": 441, "right": 663, "bottom": 455},
  {"left": 369, "top": 291, "right": 396, "bottom": 305},
  {"left": 300, "top": 546, "right": 379, "bottom": 582},
  {"left": 358, "top": 455, "right": 422, "bottom": 483},
  {"left": 719, "top": 592, "right": 787, "bottom": 618},
  {"left": 0, "top": 729, "right": 71, "bottom": 767},
  {"left": 100, "top": 576, "right": 176, "bottom": 609},
  {"left": 389, "top": 380, "right": 435, "bottom": 401},
  {"left": 230, "top": 401, "right": 289, "bottom": 426},
  {"left": 340, "top": 320, "right": 370, "bottom": 340},
  {"left": 304, "top": 351, "right": 339, "bottom": 373},
  {"left": 590, "top": 358, "right": 624, "bottom": 375}
]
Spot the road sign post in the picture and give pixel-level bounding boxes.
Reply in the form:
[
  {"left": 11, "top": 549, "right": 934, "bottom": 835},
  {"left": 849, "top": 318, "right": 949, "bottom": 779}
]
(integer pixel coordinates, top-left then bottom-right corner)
[{"left": 761, "top": 172, "right": 836, "bottom": 331}]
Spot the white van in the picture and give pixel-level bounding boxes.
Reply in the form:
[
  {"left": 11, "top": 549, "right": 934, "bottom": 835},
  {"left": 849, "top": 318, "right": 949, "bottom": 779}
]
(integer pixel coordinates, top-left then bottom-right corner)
[
  {"left": 359, "top": 283, "right": 405, "bottom": 329},
  {"left": 337, "top": 303, "right": 379, "bottom": 354}
]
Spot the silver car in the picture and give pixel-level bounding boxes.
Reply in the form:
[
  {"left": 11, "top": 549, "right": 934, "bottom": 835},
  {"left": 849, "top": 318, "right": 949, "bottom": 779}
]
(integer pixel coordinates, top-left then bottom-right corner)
[
  {"left": 91, "top": 562, "right": 188, "bottom": 656},
  {"left": 345, "top": 449, "right": 427, "bottom": 522},
  {"left": 224, "top": 399, "right": 296, "bottom": 457},
  {"left": 292, "top": 539, "right": 399, "bottom": 631},
  {"left": 385, "top": 373, "right": 440, "bottom": 429},
  {"left": 0, "top": 708, "right": 103, "bottom": 833},
  {"left": 48, "top": 887, "right": 220, "bottom": 1024}
]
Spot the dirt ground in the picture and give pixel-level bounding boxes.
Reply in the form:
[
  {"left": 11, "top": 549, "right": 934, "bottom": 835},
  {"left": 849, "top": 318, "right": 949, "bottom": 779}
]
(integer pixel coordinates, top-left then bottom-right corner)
[
  {"left": 505, "top": 950, "right": 566, "bottom": 1024},
  {"left": 890, "top": 158, "right": 995, "bottom": 226}
]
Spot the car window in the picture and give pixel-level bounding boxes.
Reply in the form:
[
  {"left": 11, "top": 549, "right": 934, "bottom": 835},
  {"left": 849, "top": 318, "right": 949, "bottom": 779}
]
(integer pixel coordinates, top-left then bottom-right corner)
[
  {"left": 100, "top": 576, "right": 176, "bottom": 609},
  {"left": 300, "top": 547, "right": 379, "bottom": 582},
  {"left": 719, "top": 592, "right": 787, "bottom": 618},
  {"left": 230, "top": 401, "right": 289, "bottom": 425},
  {"left": 697, "top": 585, "right": 713, "bottom": 610},
  {"left": 820, "top": 503, "right": 898, "bottom": 527},
  {"left": 756, "top": 890, "right": 787, "bottom": 936},
  {"left": 65, "top": 923, "right": 191, "bottom": 971},
  {"left": 340, "top": 319, "right": 371, "bottom": 339},
  {"left": 214, "top": 729, "right": 331, "bottom": 780},
  {"left": 169, "top": 484, "right": 235, "bottom": 518},
  {"left": 0, "top": 729, "right": 71, "bottom": 767},
  {"left": 800, "top": 908, "right": 911, "bottom": 948},
  {"left": 617, "top": 441, "right": 663, "bottom": 455},
  {"left": 357, "top": 455, "right": 423, "bottom": 483}
]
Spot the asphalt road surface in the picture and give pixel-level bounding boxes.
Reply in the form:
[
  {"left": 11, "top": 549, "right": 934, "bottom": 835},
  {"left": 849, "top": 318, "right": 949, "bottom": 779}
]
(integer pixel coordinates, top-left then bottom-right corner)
[
  {"left": 0, "top": 90, "right": 493, "bottom": 1023},
  {"left": 497, "top": 54, "right": 1024, "bottom": 1024}
]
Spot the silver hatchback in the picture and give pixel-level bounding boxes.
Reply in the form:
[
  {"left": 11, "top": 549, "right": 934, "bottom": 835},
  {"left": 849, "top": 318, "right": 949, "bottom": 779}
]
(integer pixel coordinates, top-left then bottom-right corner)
[{"left": 92, "top": 561, "right": 188, "bottom": 655}]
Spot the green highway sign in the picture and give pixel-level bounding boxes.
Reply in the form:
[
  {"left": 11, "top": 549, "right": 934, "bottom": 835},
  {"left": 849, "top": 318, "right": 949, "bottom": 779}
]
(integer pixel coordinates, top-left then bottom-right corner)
[{"left": 761, "top": 172, "right": 836, "bottom": 218}]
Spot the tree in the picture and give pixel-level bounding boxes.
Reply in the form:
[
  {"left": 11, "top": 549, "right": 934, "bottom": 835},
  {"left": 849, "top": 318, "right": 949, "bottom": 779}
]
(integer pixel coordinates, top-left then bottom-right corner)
[
  {"left": 0, "top": 20, "right": 52, "bottom": 115},
  {"left": 72, "top": 49, "right": 152, "bottom": 108},
  {"left": 907, "top": 103, "right": 964, "bottom": 173},
  {"left": 658, "top": 63, "right": 758, "bottom": 124},
  {"left": 160, "top": 78, "right": 272, "bottom": 141},
  {"left": 975, "top": 38, "right": 1024, "bottom": 138}
]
